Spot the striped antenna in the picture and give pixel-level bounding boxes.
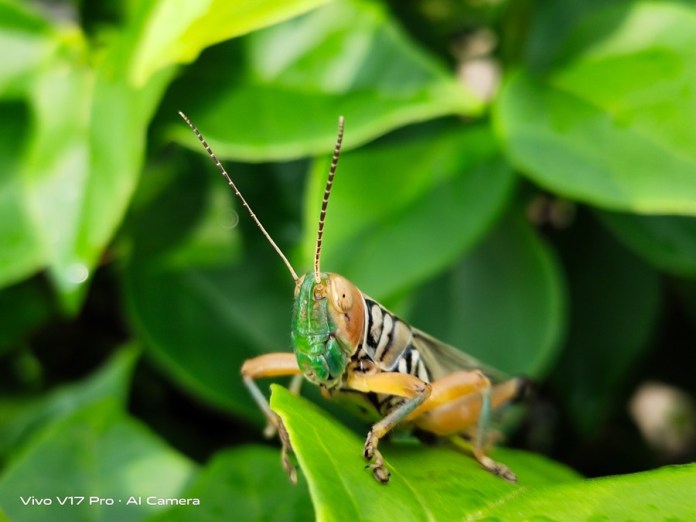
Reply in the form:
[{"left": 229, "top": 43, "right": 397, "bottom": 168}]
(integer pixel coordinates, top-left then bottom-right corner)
[
  {"left": 314, "top": 116, "right": 345, "bottom": 283},
  {"left": 179, "top": 111, "right": 299, "bottom": 281}
]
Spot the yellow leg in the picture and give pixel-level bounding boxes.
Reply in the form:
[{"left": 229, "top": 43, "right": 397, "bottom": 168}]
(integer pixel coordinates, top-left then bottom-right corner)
[
  {"left": 346, "top": 371, "right": 432, "bottom": 483},
  {"left": 241, "top": 353, "right": 302, "bottom": 483}
]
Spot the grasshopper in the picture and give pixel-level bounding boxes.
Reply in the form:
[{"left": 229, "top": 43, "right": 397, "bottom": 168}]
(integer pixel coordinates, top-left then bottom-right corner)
[{"left": 179, "top": 112, "right": 528, "bottom": 484}]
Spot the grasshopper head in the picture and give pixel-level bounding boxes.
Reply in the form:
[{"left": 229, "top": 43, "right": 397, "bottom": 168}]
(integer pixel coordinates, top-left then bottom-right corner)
[{"left": 291, "top": 273, "right": 365, "bottom": 388}]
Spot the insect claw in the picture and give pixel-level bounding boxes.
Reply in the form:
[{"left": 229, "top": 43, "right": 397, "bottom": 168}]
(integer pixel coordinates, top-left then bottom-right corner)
[
  {"left": 362, "top": 444, "right": 390, "bottom": 483},
  {"left": 372, "top": 466, "right": 390, "bottom": 483},
  {"left": 282, "top": 450, "right": 298, "bottom": 485},
  {"left": 365, "top": 450, "right": 390, "bottom": 483},
  {"left": 477, "top": 454, "right": 517, "bottom": 483},
  {"left": 274, "top": 415, "right": 299, "bottom": 484},
  {"left": 501, "top": 468, "right": 517, "bottom": 483}
]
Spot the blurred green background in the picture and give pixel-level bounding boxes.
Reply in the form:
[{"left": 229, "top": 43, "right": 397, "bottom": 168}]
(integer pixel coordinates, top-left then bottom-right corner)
[{"left": 1, "top": 0, "right": 695, "bottom": 520}]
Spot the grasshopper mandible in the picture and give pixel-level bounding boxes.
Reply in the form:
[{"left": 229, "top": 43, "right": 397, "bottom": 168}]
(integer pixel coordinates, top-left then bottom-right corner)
[{"left": 179, "top": 112, "right": 528, "bottom": 484}]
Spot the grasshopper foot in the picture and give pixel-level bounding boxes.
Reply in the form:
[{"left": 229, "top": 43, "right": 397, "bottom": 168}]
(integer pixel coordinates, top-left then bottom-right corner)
[
  {"left": 477, "top": 454, "right": 517, "bottom": 483},
  {"left": 365, "top": 460, "right": 390, "bottom": 483},
  {"left": 263, "top": 422, "right": 278, "bottom": 439},
  {"left": 363, "top": 433, "right": 390, "bottom": 483},
  {"left": 281, "top": 447, "right": 297, "bottom": 485},
  {"left": 275, "top": 414, "right": 297, "bottom": 484}
]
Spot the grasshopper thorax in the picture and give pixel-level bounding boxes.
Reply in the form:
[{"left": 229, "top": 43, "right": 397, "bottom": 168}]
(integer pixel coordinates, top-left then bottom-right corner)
[{"left": 291, "top": 273, "right": 365, "bottom": 388}]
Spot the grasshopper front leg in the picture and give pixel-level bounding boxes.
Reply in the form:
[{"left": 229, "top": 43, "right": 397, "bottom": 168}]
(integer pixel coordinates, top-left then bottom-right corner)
[
  {"left": 241, "top": 353, "right": 302, "bottom": 483},
  {"left": 346, "top": 370, "right": 432, "bottom": 483}
]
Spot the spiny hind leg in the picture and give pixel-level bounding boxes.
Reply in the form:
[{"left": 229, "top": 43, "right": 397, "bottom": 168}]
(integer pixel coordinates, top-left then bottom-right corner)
[
  {"left": 413, "top": 374, "right": 526, "bottom": 482},
  {"left": 346, "top": 371, "right": 432, "bottom": 483},
  {"left": 472, "top": 383, "right": 517, "bottom": 482},
  {"left": 241, "top": 353, "right": 302, "bottom": 483},
  {"left": 449, "top": 419, "right": 517, "bottom": 482}
]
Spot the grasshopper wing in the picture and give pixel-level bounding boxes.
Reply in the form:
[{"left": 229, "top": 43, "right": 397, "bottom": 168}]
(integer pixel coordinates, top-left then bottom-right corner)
[{"left": 411, "top": 328, "right": 509, "bottom": 384}]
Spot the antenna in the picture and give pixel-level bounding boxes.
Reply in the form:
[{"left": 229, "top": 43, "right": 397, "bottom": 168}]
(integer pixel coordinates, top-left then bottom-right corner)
[
  {"left": 314, "top": 116, "right": 345, "bottom": 283},
  {"left": 179, "top": 111, "right": 299, "bottom": 281}
]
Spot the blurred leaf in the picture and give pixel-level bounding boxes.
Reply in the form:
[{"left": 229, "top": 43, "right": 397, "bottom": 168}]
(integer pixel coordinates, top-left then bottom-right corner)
[
  {"left": 552, "top": 214, "right": 661, "bottom": 434},
  {"left": 147, "top": 446, "right": 313, "bottom": 522},
  {"left": 0, "top": 347, "right": 138, "bottom": 457},
  {"left": 0, "top": 400, "right": 197, "bottom": 522},
  {"left": 123, "top": 157, "right": 245, "bottom": 266},
  {"left": 123, "top": 165, "right": 289, "bottom": 420},
  {"left": 598, "top": 211, "right": 696, "bottom": 278},
  {"left": 520, "top": 0, "right": 626, "bottom": 72},
  {"left": 480, "top": 463, "right": 696, "bottom": 520},
  {"left": 0, "top": 279, "right": 52, "bottom": 356},
  {"left": 0, "top": 0, "right": 54, "bottom": 97},
  {"left": 271, "top": 385, "right": 580, "bottom": 521},
  {"left": 496, "top": 2, "right": 696, "bottom": 214},
  {"left": 125, "top": 261, "right": 290, "bottom": 420},
  {"left": 409, "top": 208, "right": 565, "bottom": 377},
  {"left": 0, "top": 102, "right": 44, "bottom": 289},
  {"left": 22, "top": 55, "right": 94, "bottom": 309},
  {"left": 19, "top": 7, "right": 174, "bottom": 312},
  {"left": 130, "top": 0, "right": 332, "bottom": 86},
  {"left": 303, "top": 122, "right": 515, "bottom": 303},
  {"left": 171, "top": 0, "right": 481, "bottom": 161}
]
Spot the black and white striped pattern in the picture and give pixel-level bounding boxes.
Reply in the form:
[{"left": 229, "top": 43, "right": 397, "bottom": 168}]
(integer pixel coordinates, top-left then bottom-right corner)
[{"left": 362, "top": 298, "right": 430, "bottom": 383}]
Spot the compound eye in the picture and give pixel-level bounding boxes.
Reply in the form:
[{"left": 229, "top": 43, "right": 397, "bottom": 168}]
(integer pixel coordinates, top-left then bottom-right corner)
[{"left": 330, "top": 275, "right": 354, "bottom": 313}]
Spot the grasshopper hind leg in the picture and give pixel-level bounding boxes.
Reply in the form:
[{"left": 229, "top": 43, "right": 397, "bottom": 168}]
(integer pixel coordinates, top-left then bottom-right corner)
[
  {"left": 413, "top": 374, "right": 526, "bottom": 483},
  {"left": 474, "top": 385, "right": 517, "bottom": 482},
  {"left": 449, "top": 433, "right": 517, "bottom": 483},
  {"left": 475, "top": 452, "right": 517, "bottom": 483},
  {"left": 471, "top": 376, "right": 531, "bottom": 482}
]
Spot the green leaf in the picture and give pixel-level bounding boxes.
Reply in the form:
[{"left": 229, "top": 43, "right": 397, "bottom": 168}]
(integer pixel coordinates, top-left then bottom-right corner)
[
  {"left": 125, "top": 261, "right": 291, "bottom": 420},
  {"left": 303, "top": 122, "right": 515, "bottom": 302},
  {"left": 0, "top": 0, "right": 54, "bottom": 97},
  {"left": 496, "top": 2, "right": 696, "bottom": 214},
  {"left": 17, "top": 9, "right": 173, "bottom": 311},
  {"left": 172, "top": 0, "right": 481, "bottom": 161},
  {"left": 0, "top": 401, "right": 197, "bottom": 522},
  {"left": 271, "top": 385, "right": 580, "bottom": 521},
  {"left": 479, "top": 464, "right": 696, "bottom": 520},
  {"left": 147, "top": 446, "right": 314, "bottom": 522},
  {"left": 598, "top": 211, "right": 696, "bottom": 278},
  {"left": 409, "top": 208, "right": 565, "bottom": 377},
  {"left": 21, "top": 55, "right": 95, "bottom": 308},
  {"left": 552, "top": 213, "right": 661, "bottom": 434},
  {"left": 123, "top": 163, "right": 289, "bottom": 420},
  {"left": 129, "top": 0, "right": 332, "bottom": 86},
  {"left": 0, "top": 279, "right": 52, "bottom": 357},
  {"left": 0, "top": 102, "right": 44, "bottom": 289},
  {"left": 0, "top": 347, "right": 139, "bottom": 457},
  {"left": 520, "top": 0, "right": 625, "bottom": 73}
]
